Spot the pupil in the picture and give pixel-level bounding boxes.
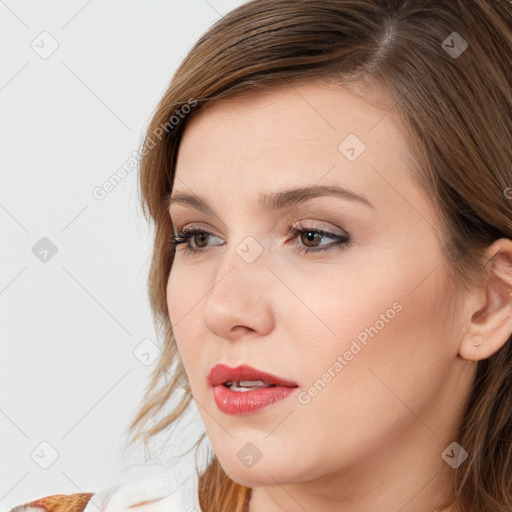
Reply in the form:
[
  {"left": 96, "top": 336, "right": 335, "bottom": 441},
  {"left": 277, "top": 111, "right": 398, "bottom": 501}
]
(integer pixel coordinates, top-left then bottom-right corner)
[
  {"left": 197, "top": 233, "right": 208, "bottom": 247},
  {"left": 302, "top": 231, "right": 319, "bottom": 247}
]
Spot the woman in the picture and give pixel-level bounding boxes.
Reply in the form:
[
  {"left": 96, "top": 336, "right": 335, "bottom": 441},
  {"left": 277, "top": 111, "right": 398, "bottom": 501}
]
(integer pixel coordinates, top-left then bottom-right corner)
[{"left": 11, "top": 0, "right": 512, "bottom": 511}]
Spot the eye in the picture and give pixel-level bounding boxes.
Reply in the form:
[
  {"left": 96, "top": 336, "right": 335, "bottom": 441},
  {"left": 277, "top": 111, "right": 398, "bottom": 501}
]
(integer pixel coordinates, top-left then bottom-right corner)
[
  {"left": 289, "top": 222, "right": 351, "bottom": 254},
  {"left": 170, "top": 223, "right": 351, "bottom": 255},
  {"left": 170, "top": 227, "right": 222, "bottom": 254}
]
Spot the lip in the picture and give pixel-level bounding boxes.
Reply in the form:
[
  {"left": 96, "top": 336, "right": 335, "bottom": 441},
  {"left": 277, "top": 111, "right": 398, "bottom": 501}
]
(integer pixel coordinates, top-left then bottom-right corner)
[
  {"left": 207, "top": 363, "right": 299, "bottom": 388},
  {"left": 208, "top": 363, "right": 299, "bottom": 415}
]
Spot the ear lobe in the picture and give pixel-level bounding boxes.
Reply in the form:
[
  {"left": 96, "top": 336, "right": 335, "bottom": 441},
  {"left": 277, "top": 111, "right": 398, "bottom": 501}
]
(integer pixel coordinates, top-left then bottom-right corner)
[{"left": 459, "top": 238, "right": 512, "bottom": 362}]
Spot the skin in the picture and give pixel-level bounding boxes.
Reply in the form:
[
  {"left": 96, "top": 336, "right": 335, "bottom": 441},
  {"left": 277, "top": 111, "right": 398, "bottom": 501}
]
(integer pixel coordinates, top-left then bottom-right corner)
[{"left": 166, "top": 80, "right": 512, "bottom": 512}]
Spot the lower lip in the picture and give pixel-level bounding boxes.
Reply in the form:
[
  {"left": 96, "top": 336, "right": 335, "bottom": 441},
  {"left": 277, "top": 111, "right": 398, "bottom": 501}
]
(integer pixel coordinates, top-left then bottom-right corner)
[{"left": 212, "top": 384, "right": 299, "bottom": 415}]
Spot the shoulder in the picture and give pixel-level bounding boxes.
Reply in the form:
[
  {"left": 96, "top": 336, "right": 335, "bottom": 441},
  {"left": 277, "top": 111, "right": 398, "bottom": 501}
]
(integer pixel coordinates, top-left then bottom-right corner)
[
  {"left": 8, "top": 470, "right": 202, "bottom": 512},
  {"left": 87, "top": 470, "right": 202, "bottom": 512},
  {"left": 8, "top": 492, "right": 94, "bottom": 512}
]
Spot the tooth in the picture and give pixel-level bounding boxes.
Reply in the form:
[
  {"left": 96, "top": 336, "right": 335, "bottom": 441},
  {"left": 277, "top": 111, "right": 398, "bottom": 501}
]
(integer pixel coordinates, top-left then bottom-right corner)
[{"left": 238, "top": 380, "right": 268, "bottom": 387}]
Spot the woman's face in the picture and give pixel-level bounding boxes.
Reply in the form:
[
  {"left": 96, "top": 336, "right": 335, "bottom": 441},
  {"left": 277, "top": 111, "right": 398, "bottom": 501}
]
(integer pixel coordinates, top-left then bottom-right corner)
[{"left": 167, "top": 81, "right": 472, "bottom": 491}]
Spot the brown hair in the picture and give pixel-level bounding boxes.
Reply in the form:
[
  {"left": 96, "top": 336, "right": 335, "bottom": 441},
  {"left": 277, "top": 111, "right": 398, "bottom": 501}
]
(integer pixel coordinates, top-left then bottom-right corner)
[{"left": 124, "top": 1, "right": 512, "bottom": 510}]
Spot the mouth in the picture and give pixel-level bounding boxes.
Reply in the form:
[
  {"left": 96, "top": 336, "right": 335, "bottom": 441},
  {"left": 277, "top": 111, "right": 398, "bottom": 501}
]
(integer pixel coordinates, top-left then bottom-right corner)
[
  {"left": 207, "top": 363, "right": 299, "bottom": 389},
  {"left": 207, "top": 363, "right": 299, "bottom": 415}
]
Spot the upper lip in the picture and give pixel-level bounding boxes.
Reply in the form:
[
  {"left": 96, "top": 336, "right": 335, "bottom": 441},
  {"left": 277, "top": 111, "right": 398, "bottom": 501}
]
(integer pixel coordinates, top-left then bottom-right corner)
[{"left": 207, "top": 363, "right": 299, "bottom": 388}]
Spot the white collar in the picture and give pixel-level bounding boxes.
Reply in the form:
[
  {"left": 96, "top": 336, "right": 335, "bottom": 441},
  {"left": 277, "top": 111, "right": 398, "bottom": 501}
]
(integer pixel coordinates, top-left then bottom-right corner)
[{"left": 83, "top": 469, "right": 202, "bottom": 512}]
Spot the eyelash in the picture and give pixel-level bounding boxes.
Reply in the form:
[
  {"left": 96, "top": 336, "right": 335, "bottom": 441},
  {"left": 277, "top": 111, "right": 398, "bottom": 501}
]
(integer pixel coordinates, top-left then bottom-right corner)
[{"left": 170, "top": 222, "right": 351, "bottom": 255}]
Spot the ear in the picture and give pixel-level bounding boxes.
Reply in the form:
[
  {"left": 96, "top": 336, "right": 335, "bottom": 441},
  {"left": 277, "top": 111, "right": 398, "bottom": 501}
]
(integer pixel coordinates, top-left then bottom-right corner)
[{"left": 459, "top": 238, "right": 512, "bottom": 361}]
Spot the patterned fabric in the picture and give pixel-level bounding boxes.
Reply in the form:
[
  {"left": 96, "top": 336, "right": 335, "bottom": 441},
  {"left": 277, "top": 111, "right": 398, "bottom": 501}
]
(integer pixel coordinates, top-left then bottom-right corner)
[
  {"left": 9, "top": 492, "right": 93, "bottom": 512},
  {"left": 7, "top": 469, "right": 203, "bottom": 512}
]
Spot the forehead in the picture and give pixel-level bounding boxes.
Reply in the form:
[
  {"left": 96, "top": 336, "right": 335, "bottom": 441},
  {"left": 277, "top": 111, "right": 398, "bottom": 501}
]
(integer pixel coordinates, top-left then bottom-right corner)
[
  {"left": 173, "top": 80, "right": 413, "bottom": 214},
  {"left": 179, "top": 79, "right": 396, "bottom": 141}
]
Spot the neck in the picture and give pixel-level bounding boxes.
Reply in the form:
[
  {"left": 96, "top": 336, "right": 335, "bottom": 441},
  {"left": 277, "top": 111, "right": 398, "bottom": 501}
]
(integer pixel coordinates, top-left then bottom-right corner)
[{"left": 245, "top": 423, "right": 458, "bottom": 512}]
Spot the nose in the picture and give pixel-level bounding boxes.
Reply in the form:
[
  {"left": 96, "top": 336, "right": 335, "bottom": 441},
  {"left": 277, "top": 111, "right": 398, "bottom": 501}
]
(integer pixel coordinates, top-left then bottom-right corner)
[{"left": 202, "top": 239, "right": 275, "bottom": 341}]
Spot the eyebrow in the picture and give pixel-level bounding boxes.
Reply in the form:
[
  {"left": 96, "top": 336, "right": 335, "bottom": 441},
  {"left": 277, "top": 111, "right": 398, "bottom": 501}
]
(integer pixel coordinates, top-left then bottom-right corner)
[{"left": 168, "top": 184, "right": 375, "bottom": 215}]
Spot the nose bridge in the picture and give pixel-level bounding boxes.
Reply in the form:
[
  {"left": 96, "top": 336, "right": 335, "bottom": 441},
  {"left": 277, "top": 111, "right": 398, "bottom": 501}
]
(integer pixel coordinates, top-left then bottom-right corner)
[
  {"left": 203, "top": 233, "right": 273, "bottom": 335},
  {"left": 212, "top": 233, "right": 268, "bottom": 300}
]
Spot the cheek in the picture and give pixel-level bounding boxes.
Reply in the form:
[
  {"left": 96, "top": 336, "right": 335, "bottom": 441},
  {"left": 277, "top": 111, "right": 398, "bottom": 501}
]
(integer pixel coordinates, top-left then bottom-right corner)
[
  {"left": 166, "top": 266, "right": 181, "bottom": 338},
  {"left": 166, "top": 265, "right": 202, "bottom": 378},
  {"left": 291, "top": 255, "right": 453, "bottom": 446}
]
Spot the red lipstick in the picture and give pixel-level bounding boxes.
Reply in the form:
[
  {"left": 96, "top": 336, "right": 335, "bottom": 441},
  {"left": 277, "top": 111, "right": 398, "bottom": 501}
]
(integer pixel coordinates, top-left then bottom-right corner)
[{"left": 207, "top": 363, "right": 299, "bottom": 415}]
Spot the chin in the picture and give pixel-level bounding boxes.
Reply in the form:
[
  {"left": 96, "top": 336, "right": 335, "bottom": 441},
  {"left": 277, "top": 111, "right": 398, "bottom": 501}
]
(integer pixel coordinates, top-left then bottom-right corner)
[{"left": 216, "top": 450, "right": 315, "bottom": 487}]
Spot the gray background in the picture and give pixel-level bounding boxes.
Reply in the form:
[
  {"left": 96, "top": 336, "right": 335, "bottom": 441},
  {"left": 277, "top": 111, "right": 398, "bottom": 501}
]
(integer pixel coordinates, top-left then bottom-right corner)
[{"left": 0, "top": 1, "right": 246, "bottom": 508}]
